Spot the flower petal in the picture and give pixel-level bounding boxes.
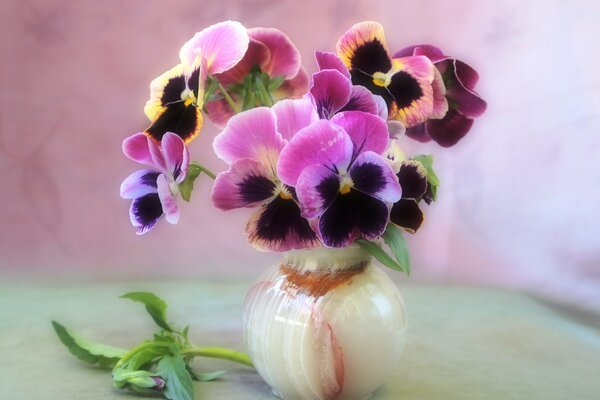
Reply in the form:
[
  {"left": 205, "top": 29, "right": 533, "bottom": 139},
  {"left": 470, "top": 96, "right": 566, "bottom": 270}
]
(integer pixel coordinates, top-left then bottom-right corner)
[
  {"left": 373, "top": 94, "right": 388, "bottom": 119},
  {"left": 330, "top": 111, "right": 389, "bottom": 156},
  {"left": 315, "top": 51, "right": 350, "bottom": 79},
  {"left": 120, "top": 169, "right": 160, "bottom": 199},
  {"left": 393, "top": 44, "right": 447, "bottom": 63},
  {"left": 245, "top": 196, "right": 320, "bottom": 252},
  {"left": 213, "top": 38, "right": 270, "bottom": 87},
  {"left": 205, "top": 98, "right": 236, "bottom": 129},
  {"left": 272, "top": 96, "right": 319, "bottom": 141},
  {"left": 445, "top": 60, "right": 487, "bottom": 118},
  {"left": 310, "top": 69, "right": 352, "bottom": 119},
  {"left": 336, "top": 21, "right": 391, "bottom": 75},
  {"left": 339, "top": 85, "right": 379, "bottom": 115},
  {"left": 161, "top": 132, "right": 189, "bottom": 182},
  {"left": 387, "top": 121, "right": 406, "bottom": 139},
  {"left": 349, "top": 151, "right": 401, "bottom": 203},
  {"left": 397, "top": 160, "right": 427, "bottom": 199},
  {"left": 122, "top": 133, "right": 166, "bottom": 171},
  {"left": 426, "top": 109, "right": 474, "bottom": 147},
  {"left": 213, "top": 107, "right": 285, "bottom": 172},
  {"left": 157, "top": 174, "right": 179, "bottom": 224},
  {"left": 430, "top": 67, "right": 449, "bottom": 119},
  {"left": 388, "top": 56, "right": 435, "bottom": 127},
  {"left": 386, "top": 140, "right": 406, "bottom": 174},
  {"left": 273, "top": 67, "right": 310, "bottom": 101},
  {"left": 296, "top": 164, "right": 341, "bottom": 219},
  {"left": 318, "top": 189, "right": 389, "bottom": 247},
  {"left": 404, "top": 123, "right": 431, "bottom": 143},
  {"left": 249, "top": 27, "right": 301, "bottom": 79},
  {"left": 145, "top": 103, "right": 203, "bottom": 145},
  {"left": 144, "top": 64, "right": 186, "bottom": 122},
  {"left": 212, "top": 159, "right": 275, "bottom": 210},
  {"left": 277, "top": 120, "right": 353, "bottom": 186},
  {"left": 454, "top": 59, "right": 480, "bottom": 90},
  {"left": 179, "top": 20, "right": 249, "bottom": 74},
  {"left": 129, "top": 193, "right": 163, "bottom": 235},
  {"left": 390, "top": 198, "right": 424, "bottom": 233}
]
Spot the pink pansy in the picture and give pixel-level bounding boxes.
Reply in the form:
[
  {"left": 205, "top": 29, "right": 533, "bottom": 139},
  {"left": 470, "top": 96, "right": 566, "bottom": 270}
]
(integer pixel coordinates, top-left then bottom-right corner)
[
  {"left": 120, "top": 132, "right": 189, "bottom": 234},
  {"left": 277, "top": 113, "right": 401, "bottom": 248},
  {"left": 394, "top": 44, "right": 487, "bottom": 147},
  {"left": 211, "top": 104, "right": 320, "bottom": 251},
  {"left": 206, "top": 28, "right": 309, "bottom": 127}
]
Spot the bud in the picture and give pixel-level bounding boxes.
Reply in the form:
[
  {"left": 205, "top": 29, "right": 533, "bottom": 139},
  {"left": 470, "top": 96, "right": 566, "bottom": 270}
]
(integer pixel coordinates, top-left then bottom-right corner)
[{"left": 113, "top": 369, "right": 165, "bottom": 393}]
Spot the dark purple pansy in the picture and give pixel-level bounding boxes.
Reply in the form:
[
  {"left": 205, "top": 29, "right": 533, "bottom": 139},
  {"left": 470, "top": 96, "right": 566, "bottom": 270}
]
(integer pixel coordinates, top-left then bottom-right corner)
[
  {"left": 120, "top": 132, "right": 189, "bottom": 234},
  {"left": 394, "top": 44, "right": 487, "bottom": 147},
  {"left": 390, "top": 160, "right": 428, "bottom": 233},
  {"left": 278, "top": 112, "right": 401, "bottom": 247},
  {"left": 211, "top": 104, "right": 320, "bottom": 251}
]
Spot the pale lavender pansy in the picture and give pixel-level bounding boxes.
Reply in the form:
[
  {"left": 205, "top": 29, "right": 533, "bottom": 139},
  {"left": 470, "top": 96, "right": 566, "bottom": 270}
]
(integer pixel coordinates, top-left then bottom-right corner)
[
  {"left": 211, "top": 105, "right": 320, "bottom": 252},
  {"left": 394, "top": 44, "right": 487, "bottom": 147},
  {"left": 206, "top": 28, "right": 309, "bottom": 127},
  {"left": 277, "top": 112, "right": 401, "bottom": 247},
  {"left": 120, "top": 132, "right": 189, "bottom": 234}
]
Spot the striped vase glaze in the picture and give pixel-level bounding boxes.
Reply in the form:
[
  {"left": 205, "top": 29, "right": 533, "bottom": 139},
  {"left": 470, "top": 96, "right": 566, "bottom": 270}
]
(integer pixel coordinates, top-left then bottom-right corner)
[{"left": 243, "top": 246, "right": 408, "bottom": 400}]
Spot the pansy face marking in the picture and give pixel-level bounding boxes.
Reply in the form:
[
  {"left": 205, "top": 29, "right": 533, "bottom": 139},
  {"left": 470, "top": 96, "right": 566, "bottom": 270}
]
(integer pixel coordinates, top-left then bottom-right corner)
[{"left": 336, "top": 21, "right": 437, "bottom": 128}]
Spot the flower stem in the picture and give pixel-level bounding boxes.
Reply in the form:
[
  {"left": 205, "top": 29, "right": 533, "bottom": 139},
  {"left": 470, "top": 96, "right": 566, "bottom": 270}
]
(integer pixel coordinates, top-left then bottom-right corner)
[
  {"left": 114, "top": 341, "right": 171, "bottom": 369},
  {"left": 181, "top": 346, "right": 253, "bottom": 367},
  {"left": 197, "top": 165, "right": 216, "bottom": 180},
  {"left": 217, "top": 83, "right": 241, "bottom": 114}
]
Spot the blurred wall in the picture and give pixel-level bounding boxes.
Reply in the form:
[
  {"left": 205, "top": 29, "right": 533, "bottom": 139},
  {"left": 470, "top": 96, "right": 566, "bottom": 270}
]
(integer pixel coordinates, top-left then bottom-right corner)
[{"left": 1, "top": 0, "right": 599, "bottom": 310}]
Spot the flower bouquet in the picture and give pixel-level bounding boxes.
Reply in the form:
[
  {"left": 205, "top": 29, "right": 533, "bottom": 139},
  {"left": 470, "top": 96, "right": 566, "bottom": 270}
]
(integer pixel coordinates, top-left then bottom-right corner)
[{"left": 98, "top": 19, "right": 486, "bottom": 400}]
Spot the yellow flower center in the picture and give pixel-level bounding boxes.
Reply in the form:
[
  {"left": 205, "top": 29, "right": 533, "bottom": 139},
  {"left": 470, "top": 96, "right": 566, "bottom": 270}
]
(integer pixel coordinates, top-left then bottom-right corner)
[
  {"left": 339, "top": 177, "right": 354, "bottom": 195},
  {"left": 372, "top": 71, "right": 391, "bottom": 87},
  {"left": 181, "top": 88, "right": 197, "bottom": 107},
  {"left": 279, "top": 188, "right": 293, "bottom": 200}
]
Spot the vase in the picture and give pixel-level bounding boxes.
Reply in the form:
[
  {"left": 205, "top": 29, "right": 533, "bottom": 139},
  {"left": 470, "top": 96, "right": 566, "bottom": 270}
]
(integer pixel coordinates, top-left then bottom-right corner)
[{"left": 243, "top": 245, "right": 408, "bottom": 400}]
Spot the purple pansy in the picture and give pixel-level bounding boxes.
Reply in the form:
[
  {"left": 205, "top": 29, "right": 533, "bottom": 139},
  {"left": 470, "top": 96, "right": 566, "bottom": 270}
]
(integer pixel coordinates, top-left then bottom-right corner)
[
  {"left": 390, "top": 160, "right": 428, "bottom": 233},
  {"left": 277, "top": 112, "right": 401, "bottom": 247},
  {"left": 211, "top": 103, "right": 320, "bottom": 251},
  {"left": 394, "top": 45, "right": 487, "bottom": 147},
  {"left": 120, "top": 132, "right": 189, "bottom": 234}
]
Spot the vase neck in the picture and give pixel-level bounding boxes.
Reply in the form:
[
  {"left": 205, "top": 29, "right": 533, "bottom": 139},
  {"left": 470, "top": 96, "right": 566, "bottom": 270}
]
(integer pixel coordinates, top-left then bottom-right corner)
[{"left": 282, "top": 245, "right": 371, "bottom": 272}]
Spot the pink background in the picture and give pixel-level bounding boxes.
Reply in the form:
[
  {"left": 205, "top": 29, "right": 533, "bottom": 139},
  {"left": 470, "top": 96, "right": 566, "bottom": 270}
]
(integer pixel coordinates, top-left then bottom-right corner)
[{"left": 2, "top": 0, "right": 599, "bottom": 311}]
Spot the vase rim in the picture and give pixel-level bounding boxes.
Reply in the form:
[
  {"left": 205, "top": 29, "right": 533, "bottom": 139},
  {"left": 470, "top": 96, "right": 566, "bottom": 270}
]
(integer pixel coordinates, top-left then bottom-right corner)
[{"left": 282, "top": 244, "right": 371, "bottom": 272}]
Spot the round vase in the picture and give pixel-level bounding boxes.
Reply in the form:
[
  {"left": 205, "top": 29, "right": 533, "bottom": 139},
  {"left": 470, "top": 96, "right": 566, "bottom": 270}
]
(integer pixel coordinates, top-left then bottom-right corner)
[{"left": 243, "top": 246, "right": 408, "bottom": 400}]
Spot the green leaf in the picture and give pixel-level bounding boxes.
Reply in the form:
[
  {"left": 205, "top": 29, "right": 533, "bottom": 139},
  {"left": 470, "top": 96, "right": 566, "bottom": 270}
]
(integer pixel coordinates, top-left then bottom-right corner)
[
  {"left": 188, "top": 368, "right": 226, "bottom": 382},
  {"left": 382, "top": 224, "right": 411, "bottom": 275},
  {"left": 157, "top": 352, "right": 195, "bottom": 400},
  {"left": 412, "top": 154, "right": 440, "bottom": 201},
  {"left": 121, "top": 292, "right": 173, "bottom": 332},
  {"left": 52, "top": 321, "right": 127, "bottom": 368},
  {"left": 355, "top": 239, "right": 405, "bottom": 272},
  {"left": 178, "top": 164, "right": 203, "bottom": 202}
]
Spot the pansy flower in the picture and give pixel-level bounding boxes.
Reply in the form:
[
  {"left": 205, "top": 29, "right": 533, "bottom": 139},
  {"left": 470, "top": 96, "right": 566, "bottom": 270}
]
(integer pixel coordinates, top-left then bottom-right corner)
[
  {"left": 278, "top": 112, "right": 402, "bottom": 247},
  {"left": 205, "top": 28, "right": 309, "bottom": 127},
  {"left": 120, "top": 132, "right": 189, "bottom": 234},
  {"left": 394, "top": 45, "right": 487, "bottom": 147},
  {"left": 336, "top": 21, "right": 445, "bottom": 128},
  {"left": 390, "top": 160, "right": 428, "bottom": 233},
  {"left": 143, "top": 21, "right": 249, "bottom": 143},
  {"left": 211, "top": 103, "right": 320, "bottom": 251}
]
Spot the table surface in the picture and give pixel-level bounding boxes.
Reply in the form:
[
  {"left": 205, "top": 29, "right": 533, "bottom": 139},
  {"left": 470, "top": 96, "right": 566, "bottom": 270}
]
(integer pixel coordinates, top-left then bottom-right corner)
[{"left": 1, "top": 280, "right": 599, "bottom": 400}]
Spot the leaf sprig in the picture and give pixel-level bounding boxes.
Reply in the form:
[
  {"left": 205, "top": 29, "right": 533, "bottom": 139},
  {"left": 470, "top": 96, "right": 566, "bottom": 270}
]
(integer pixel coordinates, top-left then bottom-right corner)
[{"left": 52, "top": 291, "right": 252, "bottom": 400}]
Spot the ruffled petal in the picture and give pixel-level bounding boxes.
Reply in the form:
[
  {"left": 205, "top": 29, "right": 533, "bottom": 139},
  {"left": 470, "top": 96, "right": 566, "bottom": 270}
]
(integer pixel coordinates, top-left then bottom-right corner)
[
  {"left": 318, "top": 190, "right": 389, "bottom": 247},
  {"left": 144, "top": 64, "right": 186, "bottom": 122},
  {"left": 315, "top": 51, "right": 350, "bottom": 79},
  {"left": 336, "top": 21, "right": 391, "bottom": 75},
  {"left": 310, "top": 69, "right": 352, "bottom": 119},
  {"left": 390, "top": 198, "right": 424, "bottom": 233},
  {"left": 212, "top": 159, "right": 275, "bottom": 210},
  {"left": 330, "top": 111, "right": 389, "bottom": 156},
  {"left": 249, "top": 27, "right": 301, "bottom": 79},
  {"left": 213, "top": 107, "right": 285, "bottom": 172},
  {"left": 161, "top": 132, "right": 189, "bottom": 182},
  {"left": 179, "top": 20, "right": 249, "bottom": 75},
  {"left": 397, "top": 160, "right": 427, "bottom": 199},
  {"left": 349, "top": 151, "right": 401, "bottom": 203},
  {"left": 454, "top": 59, "right": 480, "bottom": 90},
  {"left": 277, "top": 120, "right": 353, "bottom": 186},
  {"left": 426, "top": 109, "right": 474, "bottom": 147},
  {"left": 157, "top": 174, "right": 179, "bottom": 224},
  {"left": 213, "top": 38, "right": 270, "bottom": 87},
  {"left": 272, "top": 96, "right": 319, "bottom": 141},
  {"left": 120, "top": 169, "right": 160, "bottom": 200},
  {"left": 273, "top": 67, "right": 310, "bottom": 101},
  {"left": 445, "top": 60, "right": 487, "bottom": 118},
  {"left": 122, "top": 133, "right": 166, "bottom": 171},
  {"left": 296, "top": 164, "right": 341, "bottom": 219},
  {"left": 430, "top": 67, "right": 449, "bottom": 119},
  {"left": 129, "top": 193, "right": 164, "bottom": 235},
  {"left": 387, "top": 56, "right": 435, "bottom": 127},
  {"left": 393, "top": 44, "right": 447, "bottom": 63},
  {"left": 245, "top": 196, "right": 320, "bottom": 252},
  {"left": 339, "top": 85, "right": 379, "bottom": 115}
]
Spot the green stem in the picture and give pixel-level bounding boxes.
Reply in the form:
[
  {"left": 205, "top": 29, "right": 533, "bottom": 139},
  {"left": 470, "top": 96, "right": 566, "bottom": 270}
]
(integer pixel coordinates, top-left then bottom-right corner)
[
  {"left": 114, "top": 341, "right": 171, "bottom": 369},
  {"left": 197, "top": 165, "right": 216, "bottom": 180},
  {"left": 181, "top": 346, "right": 253, "bottom": 367},
  {"left": 254, "top": 75, "right": 273, "bottom": 107},
  {"left": 217, "top": 83, "right": 241, "bottom": 114}
]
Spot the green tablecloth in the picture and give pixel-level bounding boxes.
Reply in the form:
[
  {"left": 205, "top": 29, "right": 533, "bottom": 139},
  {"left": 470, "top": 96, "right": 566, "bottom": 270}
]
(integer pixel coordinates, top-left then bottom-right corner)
[{"left": 1, "top": 281, "right": 599, "bottom": 399}]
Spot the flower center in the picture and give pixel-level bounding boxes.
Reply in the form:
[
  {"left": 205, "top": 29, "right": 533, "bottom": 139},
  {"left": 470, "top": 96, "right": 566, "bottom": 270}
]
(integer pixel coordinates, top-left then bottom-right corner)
[
  {"left": 180, "top": 88, "right": 197, "bottom": 107},
  {"left": 372, "top": 71, "right": 391, "bottom": 87},
  {"left": 279, "top": 186, "right": 293, "bottom": 200},
  {"left": 339, "top": 177, "right": 354, "bottom": 195}
]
